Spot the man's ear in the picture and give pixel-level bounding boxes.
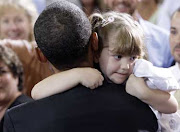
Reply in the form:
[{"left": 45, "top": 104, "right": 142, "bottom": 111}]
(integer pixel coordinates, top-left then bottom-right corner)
[
  {"left": 90, "top": 32, "right": 99, "bottom": 63},
  {"left": 35, "top": 47, "right": 47, "bottom": 63},
  {"left": 91, "top": 32, "right": 98, "bottom": 51}
]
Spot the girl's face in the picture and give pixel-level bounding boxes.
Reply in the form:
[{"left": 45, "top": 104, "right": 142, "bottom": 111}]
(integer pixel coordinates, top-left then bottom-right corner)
[
  {"left": 99, "top": 43, "right": 137, "bottom": 84},
  {"left": 0, "top": 9, "right": 31, "bottom": 41},
  {"left": 0, "top": 61, "right": 19, "bottom": 104},
  {"left": 170, "top": 11, "right": 180, "bottom": 64}
]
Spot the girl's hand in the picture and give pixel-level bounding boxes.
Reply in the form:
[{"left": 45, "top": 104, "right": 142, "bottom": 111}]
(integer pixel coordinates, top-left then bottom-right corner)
[
  {"left": 125, "top": 74, "right": 147, "bottom": 99},
  {"left": 76, "top": 68, "right": 104, "bottom": 89},
  {"left": 126, "top": 74, "right": 178, "bottom": 113}
]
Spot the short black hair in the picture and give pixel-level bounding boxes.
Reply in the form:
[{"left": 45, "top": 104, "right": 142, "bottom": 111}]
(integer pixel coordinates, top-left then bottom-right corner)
[{"left": 34, "top": 0, "right": 92, "bottom": 70}]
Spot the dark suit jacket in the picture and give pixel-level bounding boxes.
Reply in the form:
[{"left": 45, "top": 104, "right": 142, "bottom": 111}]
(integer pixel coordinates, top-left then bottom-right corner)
[
  {"left": 8, "top": 94, "right": 33, "bottom": 109},
  {"left": 0, "top": 94, "right": 33, "bottom": 131},
  {"left": 3, "top": 81, "right": 158, "bottom": 132}
]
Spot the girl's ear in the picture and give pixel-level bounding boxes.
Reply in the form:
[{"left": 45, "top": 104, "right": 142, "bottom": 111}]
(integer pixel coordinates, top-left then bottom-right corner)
[{"left": 35, "top": 47, "right": 47, "bottom": 63}]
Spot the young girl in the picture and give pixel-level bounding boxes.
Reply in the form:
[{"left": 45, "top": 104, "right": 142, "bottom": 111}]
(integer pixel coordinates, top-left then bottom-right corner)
[{"left": 31, "top": 12, "right": 178, "bottom": 115}]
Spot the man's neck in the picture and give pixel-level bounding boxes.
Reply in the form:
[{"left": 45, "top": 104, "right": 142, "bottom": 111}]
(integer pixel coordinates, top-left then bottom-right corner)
[
  {"left": 137, "top": 1, "right": 157, "bottom": 21},
  {"left": 51, "top": 62, "right": 93, "bottom": 74}
]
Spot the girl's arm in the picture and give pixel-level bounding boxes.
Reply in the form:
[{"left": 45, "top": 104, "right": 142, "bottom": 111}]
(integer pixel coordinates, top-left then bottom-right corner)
[
  {"left": 126, "top": 74, "right": 178, "bottom": 114},
  {"left": 31, "top": 68, "right": 104, "bottom": 100}
]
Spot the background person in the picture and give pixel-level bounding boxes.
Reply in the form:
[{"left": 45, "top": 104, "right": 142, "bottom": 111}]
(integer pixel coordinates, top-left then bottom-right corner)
[
  {"left": 156, "top": 8, "right": 180, "bottom": 132},
  {"left": 0, "top": 0, "right": 52, "bottom": 96},
  {"left": 0, "top": 45, "right": 33, "bottom": 131},
  {"left": 137, "top": 0, "right": 162, "bottom": 25},
  {"left": 0, "top": 0, "right": 38, "bottom": 41},
  {"left": 80, "top": 0, "right": 104, "bottom": 16}
]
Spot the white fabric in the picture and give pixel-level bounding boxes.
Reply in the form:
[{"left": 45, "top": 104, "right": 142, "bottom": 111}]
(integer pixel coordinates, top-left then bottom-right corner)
[
  {"left": 133, "top": 59, "right": 179, "bottom": 91},
  {"left": 157, "top": 63, "right": 180, "bottom": 132},
  {"left": 133, "top": 59, "right": 180, "bottom": 132},
  {"left": 158, "top": 111, "right": 180, "bottom": 132}
]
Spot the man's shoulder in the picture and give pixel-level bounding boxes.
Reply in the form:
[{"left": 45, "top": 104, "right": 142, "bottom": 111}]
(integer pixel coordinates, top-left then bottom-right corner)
[
  {"left": 3, "top": 83, "right": 123, "bottom": 126},
  {"left": 6, "top": 83, "right": 123, "bottom": 114},
  {"left": 9, "top": 94, "right": 33, "bottom": 108},
  {"left": 3, "top": 83, "right": 158, "bottom": 132}
]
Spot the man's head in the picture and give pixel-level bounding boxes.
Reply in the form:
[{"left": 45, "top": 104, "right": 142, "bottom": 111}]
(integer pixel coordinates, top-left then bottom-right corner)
[
  {"left": 34, "top": 1, "right": 92, "bottom": 70},
  {"left": 170, "top": 8, "right": 180, "bottom": 63}
]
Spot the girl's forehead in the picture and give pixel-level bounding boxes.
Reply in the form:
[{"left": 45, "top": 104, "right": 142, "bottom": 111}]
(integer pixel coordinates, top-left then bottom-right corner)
[{"left": 106, "top": 34, "right": 123, "bottom": 47}]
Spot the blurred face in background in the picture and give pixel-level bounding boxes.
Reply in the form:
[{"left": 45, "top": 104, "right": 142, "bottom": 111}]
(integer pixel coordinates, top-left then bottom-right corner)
[
  {"left": 112, "top": 0, "right": 138, "bottom": 15},
  {"left": 81, "top": 0, "right": 94, "bottom": 5},
  {"left": 170, "top": 11, "right": 180, "bottom": 63},
  {"left": 0, "top": 60, "right": 19, "bottom": 105},
  {"left": 0, "top": 8, "right": 31, "bottom": 40}
]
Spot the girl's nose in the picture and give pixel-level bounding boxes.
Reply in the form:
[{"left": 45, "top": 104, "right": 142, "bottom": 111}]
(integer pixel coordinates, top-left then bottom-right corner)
[{"left": 120, "top": 61, "right": 130, "bottom": 70}]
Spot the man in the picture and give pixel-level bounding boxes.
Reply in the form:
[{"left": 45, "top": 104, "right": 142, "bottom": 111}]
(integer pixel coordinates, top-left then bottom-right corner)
[
  {"left": 104, "top": 0, "right": 173, "bottom": 68},
  {"left": 158, "top": 8, "right": 180, "bottom": 132},
  {"left": 169, "top": 7, "right": 180, "bottom": 110},
  {"left": 0, "top": 45, "right": 33, "bottom": 131},
  {"left": 3, "top": 1, "right": 158, "bottom": 132},
  {"left": 169, "top": 8, "right": 180, "bottom": 87}
]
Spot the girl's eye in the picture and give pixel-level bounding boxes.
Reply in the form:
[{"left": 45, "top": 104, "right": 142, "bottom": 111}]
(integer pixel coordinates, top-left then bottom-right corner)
[
  {"left": 130, "top": 56, "right": 137, "bottom": 61},
  {"left": 114, "top": 55, "right": 122, "bottom": 60}
]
